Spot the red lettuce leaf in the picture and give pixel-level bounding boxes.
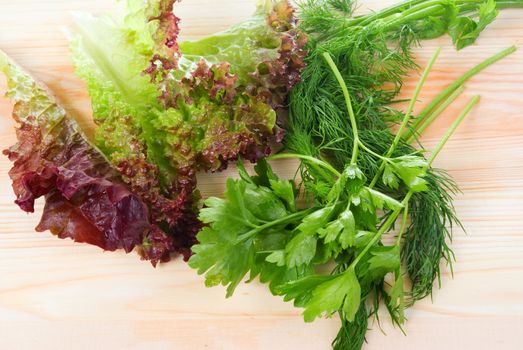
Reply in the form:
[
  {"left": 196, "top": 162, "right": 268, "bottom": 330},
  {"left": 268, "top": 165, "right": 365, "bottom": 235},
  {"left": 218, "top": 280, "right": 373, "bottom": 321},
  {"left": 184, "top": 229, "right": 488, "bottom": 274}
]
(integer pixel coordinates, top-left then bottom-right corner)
[{"left": 1, "top": 51, "right": 173, "bottom": 265}]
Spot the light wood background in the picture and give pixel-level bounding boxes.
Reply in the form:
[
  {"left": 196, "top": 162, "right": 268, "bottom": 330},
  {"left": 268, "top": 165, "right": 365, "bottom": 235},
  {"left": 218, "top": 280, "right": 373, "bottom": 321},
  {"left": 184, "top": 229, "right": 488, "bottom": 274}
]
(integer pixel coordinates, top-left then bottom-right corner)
[{"left": 1, "top": 1, "right": 522, "bottom": 349}]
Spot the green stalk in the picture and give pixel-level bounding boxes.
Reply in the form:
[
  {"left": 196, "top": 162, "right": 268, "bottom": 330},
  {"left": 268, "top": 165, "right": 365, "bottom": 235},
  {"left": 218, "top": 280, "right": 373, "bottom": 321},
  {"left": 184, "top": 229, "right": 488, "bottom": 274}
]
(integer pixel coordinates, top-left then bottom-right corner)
[
  {"left": 350, "top": 191, "right": 413, "bottom": 268},
  {"left": 355, "top": 0, "right": 428, "bottom": 26},
  {"left": 383, "top": 3, "right": 444, "bottom": 27},
  {"left": 235, "top": 208, "right": 315, "bottom": 243},
  {"left": 316, "top": 0, "right": 523, "bottom": 44},
  {"left": 358, "top": 142, "right": 393, "bottom": 162},
  {"left": 323, "top": 52, "right": 360, "bottom": 165},
  {"left": 407, "top": 85, "right": 466, "bottom": 143},
  {"left": 352, "top": 0, "right": 482, "bottom": 27},
  {"left": 268, "top": 153, "right": 341, "bottom": 178},
  {"left": 384, "top": 4, "right": 447, "bottom": 29},
  {"left": 396, "top": 201, "right": 410, "bottom": 245},
  {"left": 317, "top": 0, "right": 440, "bottom": 42},
  {"left": 497, "top": 1, "right": 523, "bottom": 8},
  {"left": 359, "top": 0, "right": 523, "bottom": 28},
  {"left": 369, "top": 48, "right": 441, "bottom": 188},
  {"left": 427, "top": 96, "right": 480, "bottom": 164},
  {"left": 396, "top": 48, "right": 442, "bottom": 143},
  {"left": 404, "top": 46, "right": 516, "bottom": 140}
]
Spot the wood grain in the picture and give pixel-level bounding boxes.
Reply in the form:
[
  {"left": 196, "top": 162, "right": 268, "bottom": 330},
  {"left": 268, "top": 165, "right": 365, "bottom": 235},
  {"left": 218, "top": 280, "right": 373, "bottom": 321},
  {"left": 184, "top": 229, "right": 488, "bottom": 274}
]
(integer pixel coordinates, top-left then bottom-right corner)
[{"left": 1, "top": 1, "right": 523, "bottom": 349}]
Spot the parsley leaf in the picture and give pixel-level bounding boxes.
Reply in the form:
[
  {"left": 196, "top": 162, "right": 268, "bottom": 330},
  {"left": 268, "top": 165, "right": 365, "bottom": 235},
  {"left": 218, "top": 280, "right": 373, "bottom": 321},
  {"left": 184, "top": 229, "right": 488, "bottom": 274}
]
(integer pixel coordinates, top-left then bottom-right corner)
[
  {"left": 190, "top": 172, "right": 307, "bottom": 297},
  {"left": 450, "top": 0, "right": 499, "bottom": 50},
  {"left": 388, "top": 155, "right": 429, "bottom": 192},
  {"left": 304, "top": 271, "right": 359, "bottom": 322},
  {"left": 285, "top": 232, "right": 318, "bottom": 268}
]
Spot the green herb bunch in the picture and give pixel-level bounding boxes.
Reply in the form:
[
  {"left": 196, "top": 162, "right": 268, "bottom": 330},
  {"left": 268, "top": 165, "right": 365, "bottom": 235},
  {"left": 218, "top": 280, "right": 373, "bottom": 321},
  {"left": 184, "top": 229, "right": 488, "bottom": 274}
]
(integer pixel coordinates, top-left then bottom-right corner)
[
  {"left": 287, "top": 0, "right": 519, "bottom": 313},
  {"left": 189, "top": 48, "right": 487, "bottom": 349}
]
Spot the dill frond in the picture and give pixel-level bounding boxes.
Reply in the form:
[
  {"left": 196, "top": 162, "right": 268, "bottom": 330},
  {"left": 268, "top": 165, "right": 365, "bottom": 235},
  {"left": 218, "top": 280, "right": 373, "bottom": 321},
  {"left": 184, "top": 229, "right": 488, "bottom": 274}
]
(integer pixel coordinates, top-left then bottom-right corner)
[{"left": 332, "top": 303, "right": 368, "bottom": 350}]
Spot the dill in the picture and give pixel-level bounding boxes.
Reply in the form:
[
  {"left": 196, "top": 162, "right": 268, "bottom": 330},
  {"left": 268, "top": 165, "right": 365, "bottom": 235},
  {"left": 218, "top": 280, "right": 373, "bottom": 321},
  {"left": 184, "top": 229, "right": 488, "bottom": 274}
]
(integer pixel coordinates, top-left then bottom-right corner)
[{"left": 333, "top": 301, "right": 368, "bottom": 350}]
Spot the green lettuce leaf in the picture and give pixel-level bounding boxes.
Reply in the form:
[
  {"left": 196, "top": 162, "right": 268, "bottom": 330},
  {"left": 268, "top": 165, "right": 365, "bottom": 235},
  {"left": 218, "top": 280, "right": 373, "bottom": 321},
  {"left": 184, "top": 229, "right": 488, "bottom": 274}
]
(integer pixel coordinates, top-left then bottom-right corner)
[{"left": 67, "top": 0, "right": 307, "bottom": 255}]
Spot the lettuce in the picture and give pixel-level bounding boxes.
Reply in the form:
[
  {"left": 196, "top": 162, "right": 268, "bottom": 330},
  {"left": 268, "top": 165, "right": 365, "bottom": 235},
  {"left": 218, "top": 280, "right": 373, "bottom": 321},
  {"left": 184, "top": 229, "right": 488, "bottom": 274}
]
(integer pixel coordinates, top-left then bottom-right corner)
[
  {"left": 177, "top": 0, "right": 307, "bottom": 109},
  {"left": 0, "top": 0, "right": 305, "bottom": 263},
  {"left": 67, "top": 0, "right": 306, "bottom": 257},
  {"left": 0, "top": 51, "right": 172, "bottom": 265}
]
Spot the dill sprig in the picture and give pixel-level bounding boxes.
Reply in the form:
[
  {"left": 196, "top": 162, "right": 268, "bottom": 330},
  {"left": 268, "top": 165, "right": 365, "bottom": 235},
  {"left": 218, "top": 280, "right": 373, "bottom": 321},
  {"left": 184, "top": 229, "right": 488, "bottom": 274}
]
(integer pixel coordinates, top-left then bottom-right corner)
[{"left": 333, "top": 300, "right": 368, "bottom": 350}]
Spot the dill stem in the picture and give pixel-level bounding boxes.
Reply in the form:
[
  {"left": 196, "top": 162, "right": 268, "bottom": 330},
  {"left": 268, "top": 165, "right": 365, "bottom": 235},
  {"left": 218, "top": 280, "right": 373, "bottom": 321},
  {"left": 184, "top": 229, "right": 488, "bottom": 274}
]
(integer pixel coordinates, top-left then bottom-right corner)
[
  {"left": 369, "top": 48, "right": 441, "bottom": 188},
  {"left": 385, "top": 3, "right": 446, "bottom": 29},
  {"left": 322, "top": 52, "right": 360, "bottom": 166},
  {"left": 351, "top": 97, "right": 478, "bottom": 269},
  {"left": 268, "top": 153, "right": 341, "bottom": 178},
  {"left": 407, "top": 85, "right": 466, "bottom": 143},
  {"left": 404, "top": 46, "right": 517, "bottom": 140}
]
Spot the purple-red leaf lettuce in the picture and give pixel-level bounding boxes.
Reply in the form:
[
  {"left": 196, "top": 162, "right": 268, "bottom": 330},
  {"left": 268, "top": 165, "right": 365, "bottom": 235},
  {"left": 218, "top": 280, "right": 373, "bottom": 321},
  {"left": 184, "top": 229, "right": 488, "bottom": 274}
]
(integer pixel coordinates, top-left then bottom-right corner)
[{"left": 1, "top": 51, "right": 173, "bottom": 265}]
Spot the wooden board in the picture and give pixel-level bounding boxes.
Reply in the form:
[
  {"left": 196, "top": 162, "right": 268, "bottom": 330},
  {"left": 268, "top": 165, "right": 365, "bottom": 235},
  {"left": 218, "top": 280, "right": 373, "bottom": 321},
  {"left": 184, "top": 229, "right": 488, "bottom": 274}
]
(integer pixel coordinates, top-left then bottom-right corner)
[{"left": 1, "top": 1, "right": 522, "bottom": 349}]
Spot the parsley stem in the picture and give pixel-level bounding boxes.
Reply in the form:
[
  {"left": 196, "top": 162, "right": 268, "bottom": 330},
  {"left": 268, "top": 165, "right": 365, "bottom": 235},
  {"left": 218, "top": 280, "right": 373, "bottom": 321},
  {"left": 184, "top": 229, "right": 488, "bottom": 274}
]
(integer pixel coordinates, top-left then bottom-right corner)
[
  {"left": 395, "top": 48, "right": 441, "bottom": 149},
  {"left": 407, "top": 84, "right": 466, "bottom": 143},
  {"left": 497, "top": 1, "right": 523, "bottom": 9},
  {"left": 404, "top": 46, "right": 516, "bottom": 140},
  {"left": 268, "top": 153, "right": 341, "bottom": 178},
  {"left": 428, "top": 95, "right": 480, "bottom": 165},
  {"left": 351, "top": 0, "right": 501, "bottom": 28},
  {"left": 369, "top": 48, "right": 440, "bottom": 188},
  {"left": 395, "top": 201, "right": 410, "bottom": 246},
  {"left": 354, "top": 0, "right": 428, "bottom": 27},
  {"left": 235, "top": 208, "right": 315, "bottom": 243},
  {"left": 323, "top": 52, "right": 360, "bottom": 166},
  {"left": 358, "top": 141, "right": 392, "bottom": 162},
  {"left": 320, "top": 1, "right": 523, "bottom": 45},
  {"left": 385, "top": 3, "right": 447, "bottom": 29},
  {"left": 350, "top": 192, "right": 414, "bottom": 269}
]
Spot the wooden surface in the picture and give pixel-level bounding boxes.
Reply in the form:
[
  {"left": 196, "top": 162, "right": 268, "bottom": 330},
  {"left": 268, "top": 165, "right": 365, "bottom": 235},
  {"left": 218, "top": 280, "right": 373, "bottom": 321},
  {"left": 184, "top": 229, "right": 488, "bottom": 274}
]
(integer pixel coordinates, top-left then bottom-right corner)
[{"left": 1, "top": 1, "right": 523, "bottom": 349}]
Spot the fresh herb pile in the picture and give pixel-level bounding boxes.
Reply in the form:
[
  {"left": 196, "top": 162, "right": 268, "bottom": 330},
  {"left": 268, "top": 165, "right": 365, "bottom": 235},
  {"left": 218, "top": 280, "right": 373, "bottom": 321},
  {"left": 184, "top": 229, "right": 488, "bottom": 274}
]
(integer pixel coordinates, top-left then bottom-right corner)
[
  {"left": 189, "top": 49, "right": 506, "bottom": 349},
  {"left": 1, "top": 0, "right": 522, "bottom": 349}
]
